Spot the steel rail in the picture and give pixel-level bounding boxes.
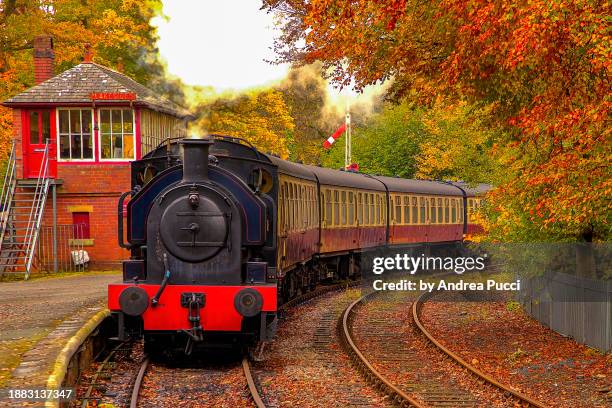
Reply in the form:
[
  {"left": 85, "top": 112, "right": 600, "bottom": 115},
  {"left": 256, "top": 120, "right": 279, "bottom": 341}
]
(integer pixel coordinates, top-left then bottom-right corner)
[
  {"left": 80, "top": 342, "right": 127, "bottom": 408},
  {"left": 242, "top": 279, "right": 361, "bottom": 408},
  {"left": 412, "top": 290, "right": 549, "bottom": 408},
  {"left": 339, "top": 291, "right": 424, "bottom": 408},
  {"left": 129, "top": 357, "right": 150, "bottom": 408},
  {"left": 242, "top": 357, "right": 267, "bottom": 408}
]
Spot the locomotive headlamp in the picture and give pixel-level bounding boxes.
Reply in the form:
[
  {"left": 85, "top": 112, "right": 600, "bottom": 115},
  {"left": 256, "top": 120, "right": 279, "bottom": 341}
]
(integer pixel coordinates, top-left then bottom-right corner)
[
  {"left": 119, "top": 286, "right": 149, "bottom": 316},
  {"left": 234, "top": 288, "right": 263, "bottom": 317}
]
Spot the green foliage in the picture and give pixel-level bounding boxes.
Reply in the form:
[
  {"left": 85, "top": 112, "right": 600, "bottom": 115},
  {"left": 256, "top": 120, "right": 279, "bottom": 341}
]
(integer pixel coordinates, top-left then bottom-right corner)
[
  {"left": 322, "top": 102, "right": 425, "bottom": 177},
  {"left": 321, "top": 100, "right": 499, "bottom": 185}
]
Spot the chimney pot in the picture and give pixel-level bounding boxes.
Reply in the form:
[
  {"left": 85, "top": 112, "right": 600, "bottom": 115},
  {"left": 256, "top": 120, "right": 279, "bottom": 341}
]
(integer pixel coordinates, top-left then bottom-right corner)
[
  {"left": 83, "top": 43, "right": 93, "bottom": 63},
  {"left": 33, "top": 35, "right": 54, "bottom": 84}
]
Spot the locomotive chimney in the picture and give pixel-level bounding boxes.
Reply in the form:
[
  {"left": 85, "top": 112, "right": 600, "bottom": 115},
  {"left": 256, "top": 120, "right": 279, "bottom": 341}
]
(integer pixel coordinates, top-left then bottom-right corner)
[{"left": 180, "top": 135, "right": 213, "bottom": 183}]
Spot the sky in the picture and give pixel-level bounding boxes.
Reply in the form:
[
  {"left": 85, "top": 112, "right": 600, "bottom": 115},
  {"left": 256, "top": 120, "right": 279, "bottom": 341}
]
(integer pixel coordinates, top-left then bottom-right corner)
[
  {"left": 152, "top": 0, "right": 384, "bottom": 108},
  {"left": 152, "top": 1, "right": 289, "bottom": 91}
]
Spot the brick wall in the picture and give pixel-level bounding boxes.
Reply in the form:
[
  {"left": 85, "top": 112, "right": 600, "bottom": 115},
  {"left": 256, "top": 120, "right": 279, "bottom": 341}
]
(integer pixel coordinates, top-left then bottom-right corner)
[
  {"left": 42, "top": 164, "right": 132, "bottom": 269},
  {"left": 12, "top": 109, "right": 23, "bottom": 179}
]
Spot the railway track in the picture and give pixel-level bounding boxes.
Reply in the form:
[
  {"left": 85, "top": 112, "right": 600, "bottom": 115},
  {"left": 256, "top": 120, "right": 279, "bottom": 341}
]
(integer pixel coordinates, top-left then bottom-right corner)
[
  {"left": 340, "top": 289, "right": 549, "bottom": 408},
  {"left": 128, "top": 281, "right": 361, "bottom": 408}
]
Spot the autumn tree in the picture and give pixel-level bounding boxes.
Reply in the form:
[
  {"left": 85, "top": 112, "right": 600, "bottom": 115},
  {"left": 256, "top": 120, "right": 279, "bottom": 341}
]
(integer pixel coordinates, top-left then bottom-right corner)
[
  {"left": 275, "top": 64, "right": 341, "bottom": 164},
  {"left": 415, "top": 100, "right": 498, "bottom": 184},
  {"left": 193, "top": 89, "right": 294, "bottom": 159},
  {"left": 264, "top": 0, "right": 611, "bottom": 241},
  {"left": 0, "top": 0, "right": 181, "bottom": 160},
  {"left": 322, "top": 102, "right": 424, "bottom": 176}
]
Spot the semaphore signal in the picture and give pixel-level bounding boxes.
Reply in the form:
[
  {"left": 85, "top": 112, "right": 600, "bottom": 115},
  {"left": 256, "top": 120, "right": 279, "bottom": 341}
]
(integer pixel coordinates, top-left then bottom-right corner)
[{"left": 322, "top": 109, "right": 356, "bottom": 171}]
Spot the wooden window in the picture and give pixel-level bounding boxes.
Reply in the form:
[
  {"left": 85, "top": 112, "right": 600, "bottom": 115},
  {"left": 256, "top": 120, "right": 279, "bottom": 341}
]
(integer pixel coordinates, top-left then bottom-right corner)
[
  {"left": 72, "top": 212, "right": 91, "bottom": 239},
  {"left": 411, "top": 197, "right": 417, "bottom": 224},
  {"left": 99, "top": 108, "right": 134, "bottom": 160},
  {"left": 140, "top": 110, "right": 187, "bottom": 156},
  {"left": 459, "top": 200, "right": 464, "bottom": 223},
  {"left": 437, "top": 198, "right": 443, "bottom": 224},
  {"left": 452, "top": 199, "right": 457, "bottom": 223},
  {"left": 445, "top": 198, "right": 450, "bottom": 223},
  {"left": 364, "top": 194, "right": 370, "bottom": 225},
  {"left": 395, "top": 196, "right": 402, "bottom": 224},
  {"left": 58, "top": 109, "right": 94, "bottom": 160},
  {"left": 403, "top": 196, "right": 409, "bottom": 225}
]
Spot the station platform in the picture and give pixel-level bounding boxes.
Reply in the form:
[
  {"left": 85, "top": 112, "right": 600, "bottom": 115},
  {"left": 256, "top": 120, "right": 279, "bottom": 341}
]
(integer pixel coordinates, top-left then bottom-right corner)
[{"left": 0, "top": 272, "right": 120, "bottom": 407}]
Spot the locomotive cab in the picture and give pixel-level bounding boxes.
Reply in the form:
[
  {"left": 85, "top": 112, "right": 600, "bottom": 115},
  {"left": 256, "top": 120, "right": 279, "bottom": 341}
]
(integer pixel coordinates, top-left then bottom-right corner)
[{"left": 108, "top": 135, "right": 278, "bottom": 353}]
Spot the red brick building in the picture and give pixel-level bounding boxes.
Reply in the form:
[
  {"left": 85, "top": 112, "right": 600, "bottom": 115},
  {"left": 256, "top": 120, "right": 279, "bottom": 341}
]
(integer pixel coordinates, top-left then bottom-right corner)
[{"left": 1, "top": 36, "right": 193, "bottom": 272}]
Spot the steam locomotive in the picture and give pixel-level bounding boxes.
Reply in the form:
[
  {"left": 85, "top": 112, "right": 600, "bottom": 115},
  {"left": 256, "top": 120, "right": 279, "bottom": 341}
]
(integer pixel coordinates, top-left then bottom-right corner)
[{"left": 107, "top": 135, "right": 488, "bottom": 352}]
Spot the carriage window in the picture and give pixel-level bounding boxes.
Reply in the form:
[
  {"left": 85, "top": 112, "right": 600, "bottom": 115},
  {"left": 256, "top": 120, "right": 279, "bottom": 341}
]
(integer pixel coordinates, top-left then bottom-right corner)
[
  {"left": 308, "top": 187, "right": 313, "bottom": 227},
  {"left": 300, "top": 186, "right": 306, "bottom": 227},
  {"left": 374, "top": 195, "right": 380, "bottom": 225},
  {"left": 411, "top": 197, "right": 417, "bottom": 224},
  {"left": 403, "top": 196, "right": 410, "bottom": 224},
  {"left": 280, "top": 183, "right": 286, "bottom": 229},
  {"left": 348, "top": 192, "right": 354, "bottom": 225},
  {"left": 395, "top": 196, "right": 402, "bottom": 224},
  {"left": 445, "top": 198, "right": 450, "bottom": 223},
  {"left": 287, "top": 183, "right": 293, "bottom": 230},
  {"left": 356, "top": 193, "right": 363, "bottom": 225},
  {"left": 383, "top": 194, "right": 387, "bottom": 223},
  {"left": 430, "top": 198, "right": 437, "bottom": 224},
  {"left": 364, "top": 194, "right": 369, "bottom": 225},
  {"left": 341, "top": 191, "right": 347, "bottom": 225},
  {"left": 334, "top": 190, "right": 340, "bottom": 226},
  {"left": 452, "top": 199, "right": 457, "bottom": 223},
  {"left": 294, "top": 184, "right": 299, "bottom": 229},
  {"left": 459, "top": 200, "right": 464, "bottom": 223},
  {"left": 437, "top": 198, "right": 443, "bottom": 223},
  {"left": 325, "top": 190, "right": 332, "bottom": 225},
  {"left": 419, "top": 197, "right": 426, "bottom": 224}
]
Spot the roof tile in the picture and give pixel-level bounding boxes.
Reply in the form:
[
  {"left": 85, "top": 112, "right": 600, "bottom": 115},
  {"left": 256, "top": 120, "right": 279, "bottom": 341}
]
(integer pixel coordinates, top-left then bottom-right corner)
[{"left": 3, "top": 63, "right": 193, "bottom": 119}]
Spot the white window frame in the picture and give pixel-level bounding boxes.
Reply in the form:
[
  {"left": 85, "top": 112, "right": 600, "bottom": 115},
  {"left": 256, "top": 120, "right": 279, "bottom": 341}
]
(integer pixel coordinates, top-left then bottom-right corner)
[
  {"left": 97, "top": 108, "right": 136, "bottom": 162},
  {"left": 56, "top": 108, "right": 95, "bottom": 162}
]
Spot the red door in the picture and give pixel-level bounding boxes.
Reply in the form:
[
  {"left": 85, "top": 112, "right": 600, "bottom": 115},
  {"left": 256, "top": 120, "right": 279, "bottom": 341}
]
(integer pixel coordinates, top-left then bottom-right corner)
[{"left": 23, "top": 109, "right": 57, "bottom": 178}]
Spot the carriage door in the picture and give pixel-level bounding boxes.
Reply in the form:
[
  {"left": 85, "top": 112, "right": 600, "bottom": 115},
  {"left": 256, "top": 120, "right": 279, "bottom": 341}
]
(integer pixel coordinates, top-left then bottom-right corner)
[{"left": 23, "top": 109, "right": 57, "bottom": 178}]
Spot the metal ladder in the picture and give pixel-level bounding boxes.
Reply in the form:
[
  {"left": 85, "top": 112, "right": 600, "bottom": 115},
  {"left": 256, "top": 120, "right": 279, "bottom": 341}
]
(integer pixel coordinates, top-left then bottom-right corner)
[{"left": 0, "top": 142, "right": 51, "bottom": 279}]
